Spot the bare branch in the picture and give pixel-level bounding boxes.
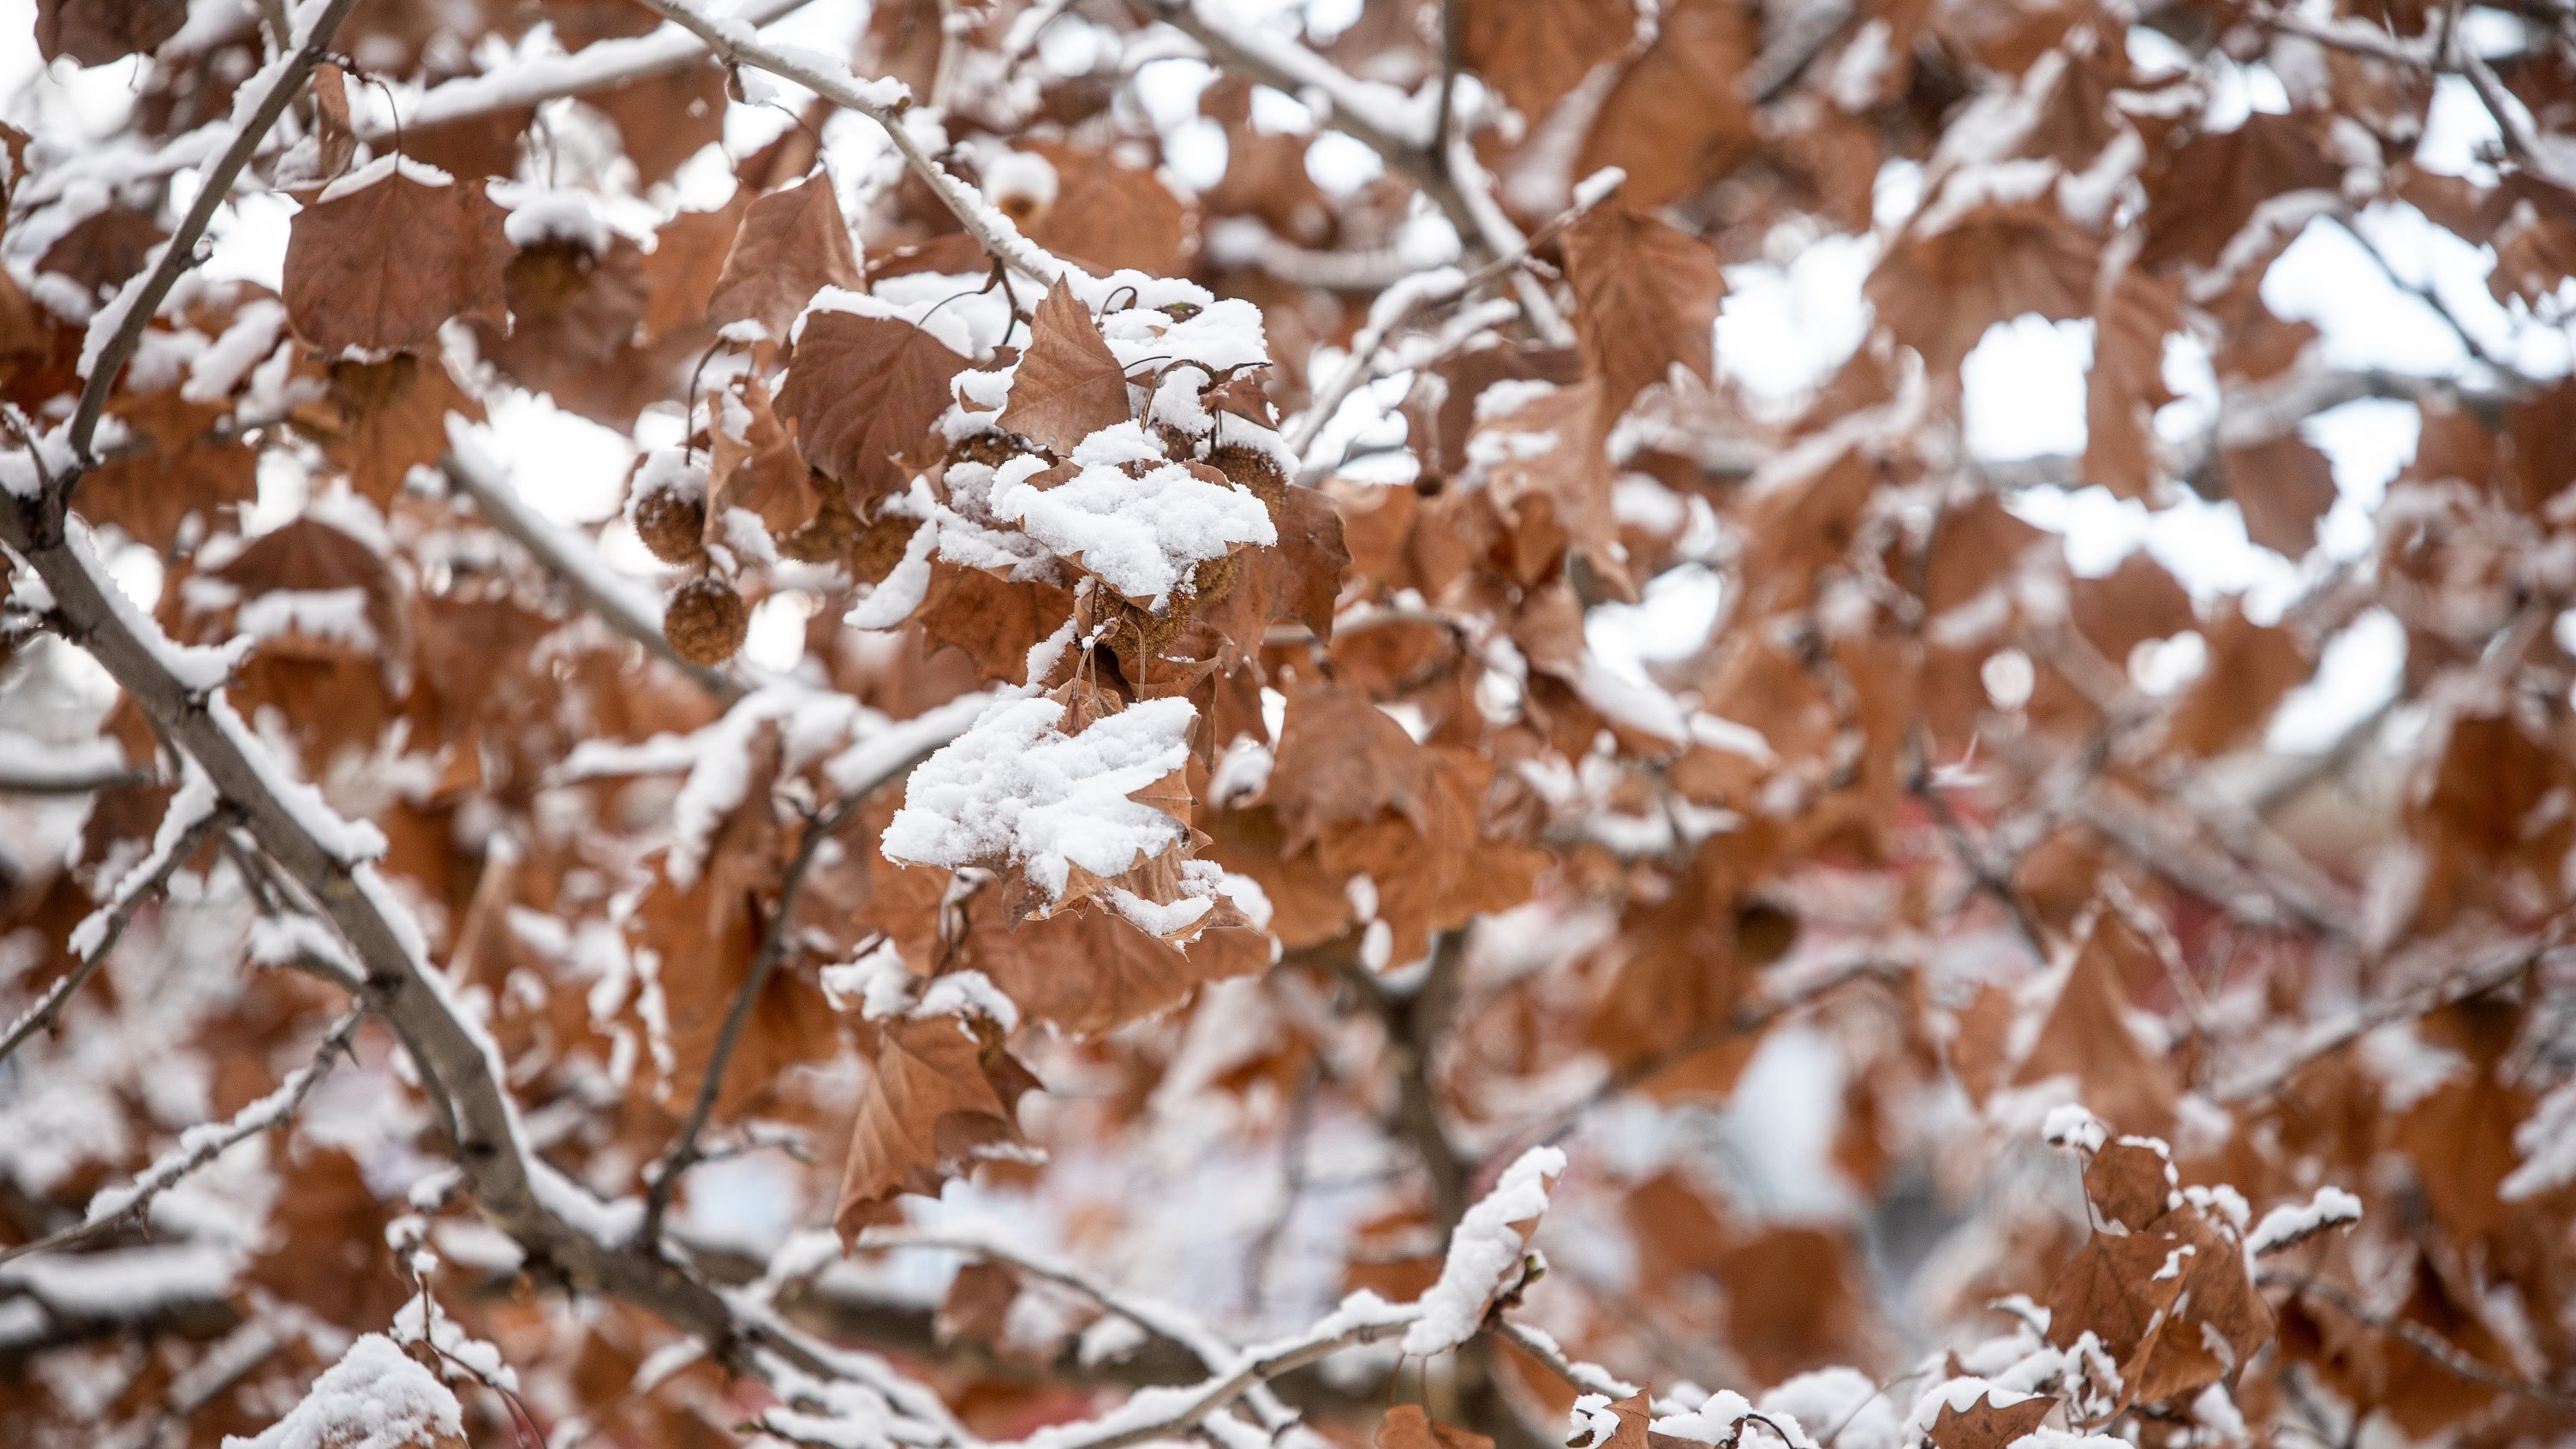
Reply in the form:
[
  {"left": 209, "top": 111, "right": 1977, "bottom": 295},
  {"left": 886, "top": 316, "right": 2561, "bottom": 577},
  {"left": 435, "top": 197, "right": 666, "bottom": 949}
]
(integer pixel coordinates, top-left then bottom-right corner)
[
  {"left": 0, "top": 1005, "right": 365, "bottom": 1270},
  {"left": 65, "top": 0, "right": 367, "bottom": 468},
  {"left": 0, "top": 790, "right": 224, "bottom": 1069},
  {"left": 631, "top": 0, "right": 1070, "bottom": 281}
]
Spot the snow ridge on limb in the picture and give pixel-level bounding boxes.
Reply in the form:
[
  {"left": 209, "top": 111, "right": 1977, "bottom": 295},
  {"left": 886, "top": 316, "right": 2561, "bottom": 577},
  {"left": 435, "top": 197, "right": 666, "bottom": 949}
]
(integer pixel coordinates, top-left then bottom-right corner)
[{"left": 1401, "top": 1145, "right": 1566, "bottom": 1358}]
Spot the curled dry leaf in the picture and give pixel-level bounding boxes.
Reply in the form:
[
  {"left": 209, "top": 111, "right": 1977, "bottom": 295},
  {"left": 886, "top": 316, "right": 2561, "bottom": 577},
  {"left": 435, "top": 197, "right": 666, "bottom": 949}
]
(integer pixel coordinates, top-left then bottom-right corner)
[{"left": 836, "top": 1009, "right": 1037, "bottom": 1236}]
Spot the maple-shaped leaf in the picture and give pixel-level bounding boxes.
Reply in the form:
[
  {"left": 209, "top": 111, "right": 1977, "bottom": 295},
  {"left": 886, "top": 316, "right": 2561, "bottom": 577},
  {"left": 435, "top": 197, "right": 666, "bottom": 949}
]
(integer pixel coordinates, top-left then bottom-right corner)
[
  {"left": 1561, "top": 202, "right": 1725, "bottom": 417},
  {"left": 640, "top": 192, "right": 747, "bottom": 342},
  {"left": 915, "top": 560, "right": 1079, "bottom": 686},
  {"left": 1924, "top": 1388, "right": 2054, "bottom": 1449},
  {"left": 1020, "top": 142, "right": 1190, "bottom": 277},
  {"left": 2138, "top": 111, "right": 2343, "bottom": 272},
  {"left": 1461, "top": 0, "right": 1633, "bottom": 122},
  {"left": 778, "top": 310, "right": 971, "bottom": 504},
  {"left": 1377, "top": 1404, "right": 1494, "bottom": 1449},
  {"left": 36, "top": 0, "right": 184, "bottom": 66},
  {"left": 1575, "top": 0, "right": 1754, "bottom": 208},
  {"left": 704, "top": 171, "right": 862, "bottom": 342},
  {"left": 998, "top": 283, "right": 1132, "bottom": 455},
  {"left": 2082, "top": 1136, "right": 2178, "bottom": 1232},
  {"left": 1868, "top": 201, "right": 2099, "bottom": 379},
  {"left": 283, "top": 161, "right": 511, "bottom": 355},
  {"left": 2009, "top": 912, "right": 2178, "bottom": 1136},
  {"left": 1264, "top": 683, "right": 1439, "bottom": 856},
  {"left": 836, "top": 1009, "right": 1037, "bottom": 1236},
  {"left": 707, "top": 373, "right": 820, "bottom": 540}
]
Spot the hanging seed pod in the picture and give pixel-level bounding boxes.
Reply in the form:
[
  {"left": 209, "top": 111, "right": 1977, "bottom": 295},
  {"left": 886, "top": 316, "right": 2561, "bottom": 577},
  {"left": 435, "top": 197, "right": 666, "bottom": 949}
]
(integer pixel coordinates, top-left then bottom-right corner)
[
  {"left": 665, "top": 575, "right": 748, "bottom": 665},
  {"left": 632, "top": 486, "right": 708, "bottom": 566}
]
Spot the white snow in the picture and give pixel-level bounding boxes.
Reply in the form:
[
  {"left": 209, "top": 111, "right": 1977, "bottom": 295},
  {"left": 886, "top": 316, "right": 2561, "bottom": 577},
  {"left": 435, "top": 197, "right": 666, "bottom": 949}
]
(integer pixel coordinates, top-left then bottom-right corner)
[
  {"left": 222, "top": 1333, "right": 465, "bottom": 1449},
  {"left": 882, "top": 694, "right": 1197, "bottom": 903},
  {"left": 987, "top": 433, "right": 1276, "bottom": 605},
  {"left": 2245, "top": 1185, "right": 2363, "bottom": 1255},
  {"left": 1399, "top": 1145, "right": 1565, "bottom": 1357}
]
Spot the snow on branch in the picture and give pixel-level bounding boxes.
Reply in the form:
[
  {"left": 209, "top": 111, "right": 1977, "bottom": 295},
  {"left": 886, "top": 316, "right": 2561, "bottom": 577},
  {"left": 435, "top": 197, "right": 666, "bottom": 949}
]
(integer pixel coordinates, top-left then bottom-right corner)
[
  {"left": 0, "top": 1007, "right": 365, "bottom": 1271},
  {"left": 631, "top": 0, "right": 1071, "bottom": 282},
  {"left": 1402, "top": 1145, "right": 1565, "bottom": 1358}
]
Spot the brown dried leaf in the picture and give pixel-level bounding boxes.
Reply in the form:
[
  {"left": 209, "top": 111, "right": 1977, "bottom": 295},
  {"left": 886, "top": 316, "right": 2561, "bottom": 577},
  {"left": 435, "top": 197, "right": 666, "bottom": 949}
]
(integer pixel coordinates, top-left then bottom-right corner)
[
  {"left": 1561, "top": 202, "right": 1724, "bottom": 417},
  {"left": 1377, "top": 1404, "right": 1495, "bottom": 1449},
  {"left": 707, "top": 373, "right": 820, "bottom": 540},
  {"left": 2225, "top": 432, "right": 2339, "bottom": 558},
  {"left": 36, "top": 0, "right": 183, "bottom": 65},
  {"left": 641, "top": 193, "right": 748, "bottom": 342},
  {"left": 1460, "top": 0, "right": 1632, "bottom": 121},
  {"left": 1869, "top": 202, "right": 2099, "bottom": 379},
  {"left": 1576, "top": 0, "right": 1754, "bottom": 208},
  {"left": 999, "top": 283, "right": 1131, "bottom": 454},
  {"left": 778, "top": 311, "right": 972, "bottom": 504},
  {"left": 283, "top": 169, "right": 511, "bottom": 355},
  {"left": 705, "top": 172, "right": 863, "bottom": 341},
  {"left": 836, "top": 1011, "right": 1037, "bottom": 1235},
  {"left": 1925, "top": 1390, "right": 2054, "bottom": 1449}
]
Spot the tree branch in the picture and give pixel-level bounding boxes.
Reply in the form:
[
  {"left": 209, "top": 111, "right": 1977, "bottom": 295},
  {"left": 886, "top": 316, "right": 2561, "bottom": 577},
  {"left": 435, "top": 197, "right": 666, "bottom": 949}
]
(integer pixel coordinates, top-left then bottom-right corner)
[
  {"left": 0, "top": 1005, "right": 364, "bottom": 1270},
  {"left": 630, "top": 0, "right": 1070, "bottom": 281},
  {"left": 0, "top": 790, "right": 224, "bottom": 1069},
  {"left": 65, "top": 0, "right": 366, "bottom": 468}
]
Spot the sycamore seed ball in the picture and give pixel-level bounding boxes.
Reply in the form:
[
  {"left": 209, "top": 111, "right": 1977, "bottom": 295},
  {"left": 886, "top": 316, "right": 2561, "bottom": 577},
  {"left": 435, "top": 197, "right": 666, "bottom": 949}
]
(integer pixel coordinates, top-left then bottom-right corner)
[
  {"left": 665, "top": 575, "right": 748, "bottom": 665},
  {"left": 633, "top": 486, "right": 707, "bottom": 566}
]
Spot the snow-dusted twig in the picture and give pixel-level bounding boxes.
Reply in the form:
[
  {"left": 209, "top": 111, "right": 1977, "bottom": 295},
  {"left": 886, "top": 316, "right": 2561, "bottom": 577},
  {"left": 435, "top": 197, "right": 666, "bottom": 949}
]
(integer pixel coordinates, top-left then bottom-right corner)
[
  {"left": 0, "top": 491, "right": 949, "bottom": 1417},
  {"left": 2218, "top": 923, "right": 2576, "bottom": 1102},
  {"left": 65, "top": 0, "right": 367, "bottom": 468},
  {"left": 1285, "top": 180, "right": 1616, "bottom": 459},
  {"left": 388, "top": 0, "right": 812, "bottom": 137},
  {"left": 630, "top": 0, "right": 1070, "bottom": 282},
  {"left": 1009, "top": 1294, "right": 1422, "bottom": 1449},
  {"left": 2257, "top": 1271, "right": 2576, "bottom": 1408},
  {"left": 1512, "top": 954, "right": 1899, "bottom": 1153},
  {"left": 0, "top": 782, "right": 224, "bottom": 1068},
  {"left": 859, "top": 1227, "right": 1251, "bottom": 1382},
  {"left": 0, "top": 1006, "right": 365, "bottom": 1270},
  {"left": 438, "top": 429, "right": 742, "bottom": 703}
]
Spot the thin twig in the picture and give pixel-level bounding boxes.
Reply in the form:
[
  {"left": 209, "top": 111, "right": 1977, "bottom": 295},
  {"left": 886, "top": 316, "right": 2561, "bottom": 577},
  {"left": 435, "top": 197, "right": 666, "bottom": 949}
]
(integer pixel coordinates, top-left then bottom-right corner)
[
  {"left": 0, "top": 1005, "right": 365, "bottom": 1269},
  {"left": 2259, "top": 1271, "right": 2576, "bottom": 1409},
  {"left": 0, "top": 808, "right": 224, "bottom": 1069},
  {"left": 66, "top": 0, "right": 367, "bottom": 468}
]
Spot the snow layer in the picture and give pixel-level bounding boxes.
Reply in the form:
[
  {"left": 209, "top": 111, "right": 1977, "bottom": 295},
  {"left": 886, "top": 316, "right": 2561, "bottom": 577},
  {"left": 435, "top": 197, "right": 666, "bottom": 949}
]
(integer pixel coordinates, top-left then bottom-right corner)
[
  {"left": 1400, "top": 1145, "right": 1565, "bottom": 1357},
  {"left": 882, "top": 695, "right": 1197, "bottom": 903},
  {"left": 223, "top": 1333, "right": 463, "bottom": 1449},
  {"left": 2245, "top": 1185, "right": 2363, "bottom": 1255},
  {"left": 987, "top": 430, "right": 1276, "bottom": 605}
]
